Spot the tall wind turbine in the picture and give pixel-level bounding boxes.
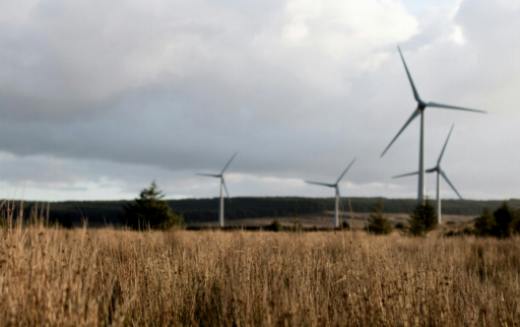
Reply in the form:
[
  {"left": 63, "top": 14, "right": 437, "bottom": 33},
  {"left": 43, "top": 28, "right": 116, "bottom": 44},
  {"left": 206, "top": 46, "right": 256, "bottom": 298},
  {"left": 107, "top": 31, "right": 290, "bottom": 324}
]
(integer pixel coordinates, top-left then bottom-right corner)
[
  {"left": 393, "top": 125, "right": 462, "bottom": 224},
  {"left": 197, "top": 153, "right": 238, "bottom": 228},
  {"left": 306, "top": 159, "right": 356, "bottom": 228},
  {"left": 381, "top": 46, "right": 485, "bottom": 204}
]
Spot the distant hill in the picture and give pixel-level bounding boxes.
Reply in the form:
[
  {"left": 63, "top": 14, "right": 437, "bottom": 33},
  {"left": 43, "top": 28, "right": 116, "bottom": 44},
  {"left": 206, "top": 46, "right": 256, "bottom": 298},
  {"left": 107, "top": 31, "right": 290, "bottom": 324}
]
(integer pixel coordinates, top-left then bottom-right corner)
[{"left": 8, "top": 197, "right": 519, "bottom": 228}]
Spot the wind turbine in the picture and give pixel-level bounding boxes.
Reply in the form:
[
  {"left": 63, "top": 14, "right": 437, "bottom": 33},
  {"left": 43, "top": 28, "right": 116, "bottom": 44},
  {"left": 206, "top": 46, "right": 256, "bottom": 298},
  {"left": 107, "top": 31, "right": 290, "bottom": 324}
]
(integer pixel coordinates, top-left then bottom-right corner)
[
  {"left": 197, "top": 153, "right": 238, "bottom": 228},
  {"left": 393, "top": 125, "right": 462, "bottom": 224},
  {"left": 381, "top": 46, "right": 485, "bottom": 204},
  {"left": 306, "top": 158, "right": 356, "bottom": 228}
]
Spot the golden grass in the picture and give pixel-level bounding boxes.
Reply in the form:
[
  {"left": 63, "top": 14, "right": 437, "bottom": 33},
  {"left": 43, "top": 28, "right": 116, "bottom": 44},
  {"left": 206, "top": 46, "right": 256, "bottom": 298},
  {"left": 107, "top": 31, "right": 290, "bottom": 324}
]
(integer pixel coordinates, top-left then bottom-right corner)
[{"left": 1, "top": 226, "right": 519, "bottom": 326}]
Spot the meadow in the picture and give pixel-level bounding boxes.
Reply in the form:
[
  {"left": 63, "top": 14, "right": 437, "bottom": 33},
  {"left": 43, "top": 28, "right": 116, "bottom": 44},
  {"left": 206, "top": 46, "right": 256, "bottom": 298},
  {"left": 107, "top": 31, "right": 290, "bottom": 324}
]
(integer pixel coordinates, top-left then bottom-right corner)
[{"left": 1, "top": 225, "right": 519, "bottom": 326}]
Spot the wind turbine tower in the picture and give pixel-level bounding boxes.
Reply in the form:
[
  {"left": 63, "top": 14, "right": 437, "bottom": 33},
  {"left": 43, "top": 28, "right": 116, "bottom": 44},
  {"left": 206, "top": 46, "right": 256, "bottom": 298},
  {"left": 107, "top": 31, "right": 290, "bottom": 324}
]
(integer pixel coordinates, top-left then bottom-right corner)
[
  {"left": 381, "top": 46, "right": 485, "bottom": 204},
  {"left": 197, "top": 153, "right": 238, "bottom": 228},
  {"left": 393, "top": 125, "right": 463, "bottom": 224},
  {"left": 306, "top": 159, "right": 356, "bottom": 228}
]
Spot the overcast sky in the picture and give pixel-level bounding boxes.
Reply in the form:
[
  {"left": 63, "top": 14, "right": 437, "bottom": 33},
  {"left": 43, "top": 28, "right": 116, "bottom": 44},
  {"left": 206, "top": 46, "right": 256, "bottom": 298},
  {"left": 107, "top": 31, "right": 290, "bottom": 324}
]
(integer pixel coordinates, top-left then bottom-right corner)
[{"left": 0, "top": 0, "right": 518, "bottom": 201}]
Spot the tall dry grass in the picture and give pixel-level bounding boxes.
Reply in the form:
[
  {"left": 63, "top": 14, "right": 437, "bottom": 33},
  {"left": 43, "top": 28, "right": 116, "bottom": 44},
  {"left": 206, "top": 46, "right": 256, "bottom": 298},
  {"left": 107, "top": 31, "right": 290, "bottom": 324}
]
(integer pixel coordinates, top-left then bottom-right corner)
[{"left": 0, "top": 225, "right": 519, "bottom": 326}]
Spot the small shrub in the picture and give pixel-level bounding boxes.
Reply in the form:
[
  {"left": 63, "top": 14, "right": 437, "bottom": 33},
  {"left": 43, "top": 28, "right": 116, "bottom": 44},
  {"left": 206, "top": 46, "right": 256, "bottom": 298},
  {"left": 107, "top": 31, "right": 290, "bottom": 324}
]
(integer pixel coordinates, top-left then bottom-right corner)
[
  {"left": 463, "top": 227, "right": 474, "bottom": 235},
  {"left": 266, "top": 220, "right": 282, "bottom": 232},
  {"left": 394, "top": 222, "right": 405, "bottom": 230},
  {"left": 341, "top": 221, "right": 350, "bottom": 230},
  {"left": 366, "top": 201, "right": 393, "bottom": 235},
  {"left": 474, "top": 203, "right": 520, "bottom": 238},
  {"left": 512, "top": 213, "right": 520, "bottom": 234},
  {"left": 474, "top": 208, "right": 495, "bottom": 236},
  {"left": 493, "top": 202, "right": 513, "bottom": 238}
]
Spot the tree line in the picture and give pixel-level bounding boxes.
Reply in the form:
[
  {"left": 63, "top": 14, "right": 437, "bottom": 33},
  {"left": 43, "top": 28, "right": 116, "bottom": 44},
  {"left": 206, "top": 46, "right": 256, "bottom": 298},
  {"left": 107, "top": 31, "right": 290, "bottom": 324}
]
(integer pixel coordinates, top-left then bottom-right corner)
[{"left": 3, "top": 182, "right": 520, "bottom": 236}]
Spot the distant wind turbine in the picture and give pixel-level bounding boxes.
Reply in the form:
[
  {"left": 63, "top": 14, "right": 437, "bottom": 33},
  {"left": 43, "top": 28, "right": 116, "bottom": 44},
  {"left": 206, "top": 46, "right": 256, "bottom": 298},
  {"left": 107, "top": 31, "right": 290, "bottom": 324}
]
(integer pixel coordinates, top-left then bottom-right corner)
[
  {"left": 197, "top": 153, "right": 238, "bottom": 228},
  {"left": 306, "top": 158, "right": 356, "bottom": 228},
  {"left": 393, "top": 125, "right": 462, "bottom": 224},
  {"left": 381, "top": 46, "right": 485, "bottom": 204}
]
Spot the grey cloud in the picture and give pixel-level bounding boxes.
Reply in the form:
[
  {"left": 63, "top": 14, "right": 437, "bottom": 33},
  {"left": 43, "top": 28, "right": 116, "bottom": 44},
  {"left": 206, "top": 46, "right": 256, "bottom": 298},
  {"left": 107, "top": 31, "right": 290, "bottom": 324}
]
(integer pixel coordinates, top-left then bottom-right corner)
[{"left": 0, "top": 0, "right": 517, "bottom": 200}]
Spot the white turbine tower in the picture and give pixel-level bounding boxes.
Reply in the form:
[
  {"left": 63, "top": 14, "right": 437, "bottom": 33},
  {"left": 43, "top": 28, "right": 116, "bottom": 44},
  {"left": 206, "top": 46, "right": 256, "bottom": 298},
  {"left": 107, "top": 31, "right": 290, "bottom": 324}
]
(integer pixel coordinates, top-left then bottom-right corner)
[
  {"left": 393, "top": 125, "right": 462, "bottom": 224},
  {"left": 381, "top": 46, "right": 485, "bottom": 204},
  {"left": 306, "top": 159, "right": 356, "bottom": 228},
  {"left": 197, "top": 153, "right": 238, "bottom": 228}
]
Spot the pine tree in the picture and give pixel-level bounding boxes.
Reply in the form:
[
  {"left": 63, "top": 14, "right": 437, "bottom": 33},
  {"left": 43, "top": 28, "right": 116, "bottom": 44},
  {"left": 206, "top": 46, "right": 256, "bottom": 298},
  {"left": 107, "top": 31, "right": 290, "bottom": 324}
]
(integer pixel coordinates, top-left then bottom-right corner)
[
  {"left": 492, "top": 202, "right": 513, "bottom": 238},
  {"left": 408, "top": 200, "right": 437, "bottom": 236},
  {"left": 124, "top": 182, "right": 183, "bottom": 230},
  {"left": 366, "top": 200, "right": 393, "bottom": 235},
  {"left": 474, "top": 208, "right": 495, "bottom": 236}
]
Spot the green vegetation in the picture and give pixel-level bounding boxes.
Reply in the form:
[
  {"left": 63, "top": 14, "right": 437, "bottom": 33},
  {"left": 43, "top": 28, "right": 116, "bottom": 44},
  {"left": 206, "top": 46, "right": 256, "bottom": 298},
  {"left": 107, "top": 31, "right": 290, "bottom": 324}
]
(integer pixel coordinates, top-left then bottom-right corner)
[
  {"left": 408, "top": 201, "right": 437, "bottom": 236},
  {"left": 474, "top": 202, "right": 520, "bottom": 238},
  {"left": 366, "top": 201, "right": 393, "bottom": 235},
  {"left": 493, "top": 203, "right": 514, "bottom": 238},
  {"left": 394, "top": 222, "right": 405, "bottom": 230},
  {"left": 265, "top": 220, "right": 283, "bottom": 232},
  {"left": 474, "top": 208, "right": 495, "bottom": 236},
  {"left": 7, "top": 197, "right": 520, "bottom": 228},
  {"left": 123, "top": 182, "right": 183, "bottom": 230}
]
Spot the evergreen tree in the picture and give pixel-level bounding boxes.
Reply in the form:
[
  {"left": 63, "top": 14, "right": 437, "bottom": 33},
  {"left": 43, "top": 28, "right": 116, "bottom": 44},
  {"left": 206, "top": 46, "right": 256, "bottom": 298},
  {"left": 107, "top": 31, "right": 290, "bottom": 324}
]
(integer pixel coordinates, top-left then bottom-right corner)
[
  {"left": 408, "top": 200, "right": 437, "bottom": 236},
  {"left": 512, "top": 212, "right": 520, "bottom": 235},
  {"left": 492, "top": 202, "right": 513, "bottom": 238},
  {"left": 474, "top": 208, "right": 495, "bottom": 236},
  {"left": 124, "top": 182, "right": 183, "bottom": 230},
  {"left": 366, "top": 200, "right": 393, "bottom": 235}
]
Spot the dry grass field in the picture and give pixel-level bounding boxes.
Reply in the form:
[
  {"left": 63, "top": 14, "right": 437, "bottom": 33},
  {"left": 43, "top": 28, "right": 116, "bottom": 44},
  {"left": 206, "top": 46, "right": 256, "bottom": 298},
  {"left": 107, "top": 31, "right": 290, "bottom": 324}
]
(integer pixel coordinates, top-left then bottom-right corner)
[{"left": 1, "top": 225, "right": 519, "bottom": 326}]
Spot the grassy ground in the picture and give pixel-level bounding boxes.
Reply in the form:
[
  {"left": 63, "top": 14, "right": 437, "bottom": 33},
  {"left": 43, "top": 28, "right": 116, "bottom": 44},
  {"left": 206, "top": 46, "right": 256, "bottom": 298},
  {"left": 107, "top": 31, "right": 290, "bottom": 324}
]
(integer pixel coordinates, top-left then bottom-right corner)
[
  {"left": 189, "top": 212, "right": 476, "bottom": 229},
  {"left": 0, "top": 226, "right": 519, "bottom": 326}
]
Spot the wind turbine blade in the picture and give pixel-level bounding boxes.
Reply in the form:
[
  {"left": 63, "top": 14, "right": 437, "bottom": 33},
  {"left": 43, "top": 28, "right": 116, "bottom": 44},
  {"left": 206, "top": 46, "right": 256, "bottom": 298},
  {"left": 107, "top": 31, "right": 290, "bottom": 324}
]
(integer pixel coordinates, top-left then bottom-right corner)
[
  {"left": 221, "top": 152, "right": 238, "bottom": 174},
  {"left": 426, "top": 102, "right": 486, "bottom": 114},
  {"left": 440, "top": 170, "right": 463, "bottom": 200},
  {"left": 398, "top": 46, "right": 421, "bottom": 102},
  {"left": 305, "top": 181, "right": 335, "bottom": 188},
  {"left": 437, "top": 124, "right": 455, "bottom": 165},
  {"left": 196, "top": 173, "right": 221, "bottom": 178},
  {"left": 222, "top": 178, "right": 230, "bottom": 198},
  {"left": 392, "top": 171, "right": 419, "bottom": 179},
  {"left": 336, "top": 158, "right": 356, "bottom": 184},
  {"left": 381, "top": 108, "right": 420, "bottom": 157}
]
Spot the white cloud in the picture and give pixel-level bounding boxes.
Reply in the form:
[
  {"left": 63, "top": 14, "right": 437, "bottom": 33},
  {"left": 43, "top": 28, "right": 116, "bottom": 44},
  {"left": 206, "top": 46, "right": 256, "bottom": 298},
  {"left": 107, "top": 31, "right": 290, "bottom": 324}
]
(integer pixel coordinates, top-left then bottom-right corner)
[{"left": 450, "top": 25, "right": 466, "bottom": 45}]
